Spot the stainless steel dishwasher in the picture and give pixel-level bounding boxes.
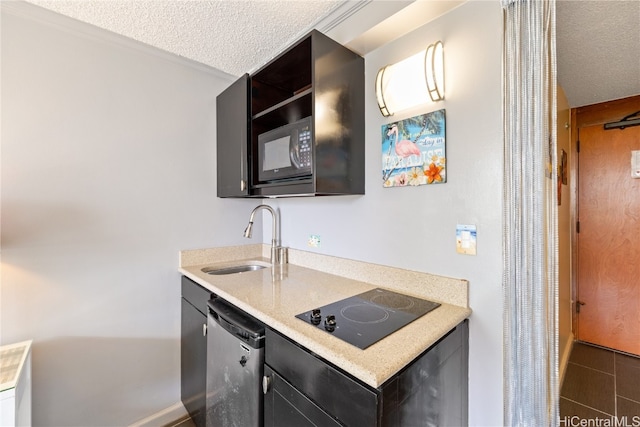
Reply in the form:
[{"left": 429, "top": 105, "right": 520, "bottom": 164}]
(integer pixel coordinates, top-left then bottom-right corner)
[{"left": 206, "top": 298, "right": 265, "bottom": 427}]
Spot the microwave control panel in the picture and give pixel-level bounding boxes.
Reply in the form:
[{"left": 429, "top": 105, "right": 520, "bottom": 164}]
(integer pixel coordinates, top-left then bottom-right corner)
[{"left": 297, "top": 127, "right": 312, "bottom": 168}]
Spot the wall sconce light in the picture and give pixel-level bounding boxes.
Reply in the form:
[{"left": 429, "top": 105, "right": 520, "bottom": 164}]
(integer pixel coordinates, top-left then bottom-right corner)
[{"left": 375, "top": 41, "right": 444, "bottom": 117}]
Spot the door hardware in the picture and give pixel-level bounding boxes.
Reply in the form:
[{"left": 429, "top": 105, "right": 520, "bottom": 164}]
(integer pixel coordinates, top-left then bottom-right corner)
[
  {"left": 604, "top": 110, "right": 640, "bottom": 130},
  {"left": 262, "top": 375, "right": 272, "bottom": 394}
]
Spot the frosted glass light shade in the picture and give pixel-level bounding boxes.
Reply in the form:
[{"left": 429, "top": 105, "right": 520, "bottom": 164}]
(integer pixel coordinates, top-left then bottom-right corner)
[{"left": 375, "top": 41, "right": 444, "bottom": 117}]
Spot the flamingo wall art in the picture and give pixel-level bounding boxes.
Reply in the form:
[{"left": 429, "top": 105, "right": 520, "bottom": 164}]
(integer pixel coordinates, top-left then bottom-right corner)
[{"left": 381, "top": 109, "right": 446, "bottom": 187}]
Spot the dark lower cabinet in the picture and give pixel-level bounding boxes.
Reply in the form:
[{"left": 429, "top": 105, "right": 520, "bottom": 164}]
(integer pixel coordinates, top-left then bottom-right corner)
[
  {"left": 181, "top": 276, "right": 213, "bottom": 427},
  {"left": 263, "top": 365, "right": 342, "bottom": 427},
  {"left": 264, "top": 320, "right": 469, "bottom": 427}
]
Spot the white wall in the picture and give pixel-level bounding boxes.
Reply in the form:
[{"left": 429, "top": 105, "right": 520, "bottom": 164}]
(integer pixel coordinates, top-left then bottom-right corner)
[
  {"left": 2, "top": 1, "right": 504, "bottom": 426},
  {"left": 273, "top": 2, "right": 504, "bottom": 425},
  {"left": 0, "top": 4, "right": 258, "bottom": 425}
]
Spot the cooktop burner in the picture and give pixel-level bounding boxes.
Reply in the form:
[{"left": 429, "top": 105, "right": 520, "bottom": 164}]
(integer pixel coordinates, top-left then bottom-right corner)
[{"left": 295, "top": 288, "right": 440, "bottom": 349}]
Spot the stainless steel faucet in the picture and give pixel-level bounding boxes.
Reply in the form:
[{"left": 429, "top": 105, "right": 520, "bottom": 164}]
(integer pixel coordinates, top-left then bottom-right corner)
[{"left": 243, "top": 204, "right": 288, "bottom": 265}]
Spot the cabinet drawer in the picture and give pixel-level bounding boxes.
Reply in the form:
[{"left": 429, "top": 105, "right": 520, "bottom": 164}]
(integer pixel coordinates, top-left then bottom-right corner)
[
  {"left": 181, "top": 276, "right": 212, "bottom": 315},
  {"left": 264, "top": 365, "right": 341, "bottom": 427},
  {"left": 265, "top": 328, "right": 378, "bottom": 426}
]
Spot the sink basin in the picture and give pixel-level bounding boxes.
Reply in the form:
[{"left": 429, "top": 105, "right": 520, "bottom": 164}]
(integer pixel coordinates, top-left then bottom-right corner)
[{"left": 201, "top": 262, "right": 270, "bottom": 275}]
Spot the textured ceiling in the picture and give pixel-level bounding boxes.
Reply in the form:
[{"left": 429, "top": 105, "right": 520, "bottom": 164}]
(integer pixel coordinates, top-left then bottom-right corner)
[
  {"left": 26, "top": 0, "right": 342, "bottom": 77},
  {"left": 24, "top": 0, "right": 640, "bottom": 108},
  {"left": 557, "top": 0, "right": 640, "bottom": 107}
]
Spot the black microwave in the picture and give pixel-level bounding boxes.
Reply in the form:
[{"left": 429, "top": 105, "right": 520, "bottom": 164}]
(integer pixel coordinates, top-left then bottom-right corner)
[{"left": 258, "top": 117, "right": 313, "bottom": 182}]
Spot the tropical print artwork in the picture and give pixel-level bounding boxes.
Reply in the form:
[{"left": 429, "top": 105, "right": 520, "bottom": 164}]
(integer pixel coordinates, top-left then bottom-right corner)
[{"left": 381, "top": 109, "right": 446, "bottom": 188}]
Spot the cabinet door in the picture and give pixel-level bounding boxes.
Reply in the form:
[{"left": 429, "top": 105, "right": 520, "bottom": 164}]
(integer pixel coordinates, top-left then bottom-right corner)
[
  {"left": 380, "top": 320, "right": 469, "bottom": 427},
  {"left": 263, "top": 365, "right": 342, "bottom": 427},
  {"left": 181, "top": 298, "right": 207, "bottom": 427},
  {"left": 265, "top": 328, "right": 378, "bottom": 426},
  {"left": 217, "top": 74, "right": 250, "bottom": 197}
]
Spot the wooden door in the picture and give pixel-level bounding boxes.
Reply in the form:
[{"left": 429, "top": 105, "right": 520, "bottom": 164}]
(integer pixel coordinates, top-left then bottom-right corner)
[{"left": 577, "top": 124, "right": 640, "bottom": 356}]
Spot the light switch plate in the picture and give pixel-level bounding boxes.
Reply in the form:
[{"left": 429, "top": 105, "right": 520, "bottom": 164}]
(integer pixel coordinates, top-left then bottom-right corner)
[
  {"left": 632, "top": 150, "right": 640, "bottom": 178},
  {"left": 456, "top": 224, "right": 477, "bottom": 255}
]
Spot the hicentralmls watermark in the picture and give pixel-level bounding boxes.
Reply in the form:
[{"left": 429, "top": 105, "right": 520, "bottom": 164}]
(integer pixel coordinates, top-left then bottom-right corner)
[{"left": 559, "top": 416, "right": 640, "bottom": 427}]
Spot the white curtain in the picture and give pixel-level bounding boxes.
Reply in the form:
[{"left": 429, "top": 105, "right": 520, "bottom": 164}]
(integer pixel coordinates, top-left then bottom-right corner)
[{"left": 502, "top": 0, "right": 559, "bottom": 425}]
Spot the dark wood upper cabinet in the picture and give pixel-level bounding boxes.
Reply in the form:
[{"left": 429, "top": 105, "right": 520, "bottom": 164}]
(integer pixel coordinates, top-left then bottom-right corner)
[
  {"left": 216, "top": 30, "right": 364, "bottom": 198},
  {"left": 216, "top": 74, "right": 250, "bottom": 198}
]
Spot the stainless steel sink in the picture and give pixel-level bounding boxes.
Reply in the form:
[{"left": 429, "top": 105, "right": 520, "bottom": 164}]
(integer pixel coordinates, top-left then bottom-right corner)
[{"left": 201, "top": 262, "right": 269, "bottom": 275}]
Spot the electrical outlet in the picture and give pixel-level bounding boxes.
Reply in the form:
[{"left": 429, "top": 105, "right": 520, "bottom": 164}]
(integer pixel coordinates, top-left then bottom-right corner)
[{"left": 308, "top": 234, "right": 321, "bottom": 248}]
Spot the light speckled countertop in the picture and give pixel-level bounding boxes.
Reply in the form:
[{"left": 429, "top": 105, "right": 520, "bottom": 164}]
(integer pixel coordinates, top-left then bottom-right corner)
[{"left": 179, "top": 244, "right": 471, "bottom": 389}]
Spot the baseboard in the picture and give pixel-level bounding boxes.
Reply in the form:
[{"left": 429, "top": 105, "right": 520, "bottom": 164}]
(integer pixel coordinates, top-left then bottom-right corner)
[
  {"left": 559, "top": 333, "right": 574, "bottom": 386},
  {"left": 128, "top": 402, "right": 189, "bottom": 427}
]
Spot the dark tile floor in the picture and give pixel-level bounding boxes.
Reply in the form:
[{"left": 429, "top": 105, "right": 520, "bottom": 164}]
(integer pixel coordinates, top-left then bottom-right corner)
[{"left": 561, "top": 341, "right": 640, "bottom": 425}]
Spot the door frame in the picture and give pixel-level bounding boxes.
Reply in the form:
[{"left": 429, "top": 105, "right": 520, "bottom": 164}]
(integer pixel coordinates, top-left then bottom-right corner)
[{"left": 570, "top": 94, "right": 640, "bottom": 339}]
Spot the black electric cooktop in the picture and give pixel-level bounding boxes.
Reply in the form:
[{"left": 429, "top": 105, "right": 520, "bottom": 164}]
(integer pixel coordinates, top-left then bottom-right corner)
[{"left": 296, "top": 288, "right": 441, "bottom": 349}]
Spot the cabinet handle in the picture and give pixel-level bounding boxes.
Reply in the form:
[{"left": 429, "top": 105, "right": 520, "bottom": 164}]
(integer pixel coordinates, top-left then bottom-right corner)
[
  {"left": 203, "top": 323, "right": 207, "bottom": 337},
  {"left": 262, "top": 375, "right": 272, "bottom": 394},
  {"left": 240, "top": 180, "right": 246, "bottom": 192}
]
